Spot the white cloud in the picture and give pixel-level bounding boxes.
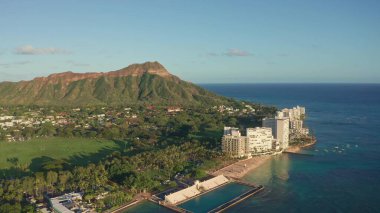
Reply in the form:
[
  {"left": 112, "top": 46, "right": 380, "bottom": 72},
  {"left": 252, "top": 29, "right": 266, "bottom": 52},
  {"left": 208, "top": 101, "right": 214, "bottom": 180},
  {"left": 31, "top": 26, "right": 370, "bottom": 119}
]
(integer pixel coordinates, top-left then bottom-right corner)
[
  {"left": 15, "top": 45, "right": 70, "bottom": 55},
  {"left": 224, "top": 48, "right": 251, "bottom": 57}
]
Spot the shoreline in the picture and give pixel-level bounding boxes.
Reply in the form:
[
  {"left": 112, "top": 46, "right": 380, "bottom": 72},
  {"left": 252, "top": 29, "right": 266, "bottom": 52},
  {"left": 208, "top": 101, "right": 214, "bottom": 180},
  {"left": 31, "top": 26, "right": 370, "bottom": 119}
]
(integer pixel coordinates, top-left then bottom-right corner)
[
  {"left": 211, "top": 137, "right": 316, "bottom": 179},
  {"left": 118, "top": 137, "right": 317, "bottom": 212},
  {"left": 211, "top": 155, "right": 272, "bottom": 179},
  {"left": 286, "top": 137, "right": 317, "bottom": 153}
]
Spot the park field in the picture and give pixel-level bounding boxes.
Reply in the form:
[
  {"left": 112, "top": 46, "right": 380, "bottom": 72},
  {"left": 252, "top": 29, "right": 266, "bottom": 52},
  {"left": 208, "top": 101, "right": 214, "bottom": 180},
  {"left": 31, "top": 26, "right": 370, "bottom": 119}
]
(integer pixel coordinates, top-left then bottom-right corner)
[{"left": 0, "top": 137, "right": 123, "bottom": 173}]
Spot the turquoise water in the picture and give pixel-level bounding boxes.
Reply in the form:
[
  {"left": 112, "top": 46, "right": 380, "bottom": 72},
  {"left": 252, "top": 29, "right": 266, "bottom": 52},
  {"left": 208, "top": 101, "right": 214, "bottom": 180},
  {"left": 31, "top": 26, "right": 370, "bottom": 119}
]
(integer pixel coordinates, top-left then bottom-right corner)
[
  {"left": 123, "top": 200, "right": 174, "bottom": 213},
  {"left": 179, "top": 182, "right": 252, "bottom": 212},
  {"left": 202, "top": 84, "right": 380, "bottom": 212}
]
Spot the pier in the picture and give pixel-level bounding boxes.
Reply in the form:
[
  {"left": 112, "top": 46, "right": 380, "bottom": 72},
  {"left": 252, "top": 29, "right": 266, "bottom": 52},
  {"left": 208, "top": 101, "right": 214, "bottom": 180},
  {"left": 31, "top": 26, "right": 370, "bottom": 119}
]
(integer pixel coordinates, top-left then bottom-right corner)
[{"left": 207, "top": 185, "right": 264, "bottom": 213}]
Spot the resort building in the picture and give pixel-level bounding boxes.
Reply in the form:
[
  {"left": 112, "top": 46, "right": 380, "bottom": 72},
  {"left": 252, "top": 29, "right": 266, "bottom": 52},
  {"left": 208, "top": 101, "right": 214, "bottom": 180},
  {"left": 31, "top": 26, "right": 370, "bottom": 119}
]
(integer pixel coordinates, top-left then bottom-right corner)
[
  {"left": 246, "top": 127, "right": 274, "bottom": 153},
  {"left": 262, "top": 116, "right": 290, "bottom": 150},
  {"left": 263, "top": 105, "right": 310, "bottom": 149},
  {"left": 222, "top": 129, "right": 246, "bottom": 158},
  {"left": 222, "top": 127, "right": 276, "bottom": 157},
  {"left": 278, "top": 106, "right": 308, "bottom": 135},
  {"left": 222, "top": 106, "right": 309, "bottom": 157}
]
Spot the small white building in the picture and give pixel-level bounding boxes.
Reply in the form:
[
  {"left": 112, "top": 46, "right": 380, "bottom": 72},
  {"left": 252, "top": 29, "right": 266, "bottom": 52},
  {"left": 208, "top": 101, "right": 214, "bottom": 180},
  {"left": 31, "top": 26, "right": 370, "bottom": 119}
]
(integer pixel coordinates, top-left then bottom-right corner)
[
  {"left": 48, "top": 192, "right": 82, "bottom": 213},
  {"left": 165, "top": 175, "right": 229, "bottom": 205}
]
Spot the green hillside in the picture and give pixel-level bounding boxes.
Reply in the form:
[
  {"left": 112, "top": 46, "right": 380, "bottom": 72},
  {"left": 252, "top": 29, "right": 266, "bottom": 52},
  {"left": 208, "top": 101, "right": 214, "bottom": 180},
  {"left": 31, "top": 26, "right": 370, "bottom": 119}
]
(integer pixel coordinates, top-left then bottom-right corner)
[{"left": 0, "top": 62, "right": 230, "bottom": 106}]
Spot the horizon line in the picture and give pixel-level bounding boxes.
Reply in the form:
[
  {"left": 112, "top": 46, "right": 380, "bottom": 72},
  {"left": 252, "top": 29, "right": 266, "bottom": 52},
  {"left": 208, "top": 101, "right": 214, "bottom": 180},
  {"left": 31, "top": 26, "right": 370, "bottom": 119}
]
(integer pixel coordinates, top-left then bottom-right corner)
[{"left": 196, "top": 82, "right": 380, "bottom": 85}]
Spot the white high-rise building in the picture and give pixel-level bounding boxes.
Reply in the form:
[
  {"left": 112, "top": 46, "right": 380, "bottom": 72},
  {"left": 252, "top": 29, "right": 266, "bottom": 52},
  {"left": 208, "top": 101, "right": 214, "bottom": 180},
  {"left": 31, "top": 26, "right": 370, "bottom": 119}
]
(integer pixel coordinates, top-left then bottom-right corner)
[
  {"left": 246, "top": 127, "right": 274, "bottom": 154},
  {"left": 222, "top": 126, "right": 277, "bottom": 157},
  {"left": 263, "top": 105, "right": 308, "bottom": 150},
  {"left": 276, "top": 117, "right": 290, "bottom": 149},
  {"left": 262, "top": 117, "right": 290, "bottom": 150},
  {"left": 277, "top": 106, "right": 308, "bottom": 135}
]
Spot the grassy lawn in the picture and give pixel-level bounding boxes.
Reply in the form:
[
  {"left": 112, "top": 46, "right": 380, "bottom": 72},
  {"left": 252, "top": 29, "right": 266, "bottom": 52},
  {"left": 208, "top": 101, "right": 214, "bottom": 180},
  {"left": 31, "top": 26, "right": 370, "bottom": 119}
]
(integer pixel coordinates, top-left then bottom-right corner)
[{"left": 0, "top": 137, "right": 123, "bottom": 173}]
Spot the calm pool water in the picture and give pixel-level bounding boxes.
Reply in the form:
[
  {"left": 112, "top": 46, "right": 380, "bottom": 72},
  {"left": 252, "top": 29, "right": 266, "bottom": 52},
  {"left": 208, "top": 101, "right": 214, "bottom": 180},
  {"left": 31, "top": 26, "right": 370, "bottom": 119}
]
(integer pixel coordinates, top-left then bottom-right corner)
[{"left": 179, "top": 182, "right": 252, "bottom": 213}]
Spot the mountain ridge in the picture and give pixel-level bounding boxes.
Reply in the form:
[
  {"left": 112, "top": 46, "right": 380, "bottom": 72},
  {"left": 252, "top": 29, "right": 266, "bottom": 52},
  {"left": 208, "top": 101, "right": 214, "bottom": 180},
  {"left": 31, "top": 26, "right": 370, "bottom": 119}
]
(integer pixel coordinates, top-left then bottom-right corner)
[
  {"left": 20, "top": 61, "right": 177, "bottom": 85},
  {"left": 0, "top": 61, "right": 230, "bottom": 106}
]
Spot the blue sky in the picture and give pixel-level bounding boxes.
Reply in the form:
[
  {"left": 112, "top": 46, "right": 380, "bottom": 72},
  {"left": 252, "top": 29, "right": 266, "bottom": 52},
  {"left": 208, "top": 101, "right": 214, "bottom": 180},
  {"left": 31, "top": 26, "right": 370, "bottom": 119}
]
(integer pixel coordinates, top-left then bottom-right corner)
[{"left": 0, "top": 0, "right": 379, "bottom": 83}]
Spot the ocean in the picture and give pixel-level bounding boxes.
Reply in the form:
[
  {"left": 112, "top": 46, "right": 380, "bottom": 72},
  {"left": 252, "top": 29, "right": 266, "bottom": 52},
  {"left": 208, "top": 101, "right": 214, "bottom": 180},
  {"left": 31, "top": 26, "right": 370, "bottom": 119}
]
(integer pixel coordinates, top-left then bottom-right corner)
[
  {"left": 126, "top": 84, "right": 380, "bottom": 212},
  {"left": 202, "top": 83, "right": 380, "bottom": 213}
]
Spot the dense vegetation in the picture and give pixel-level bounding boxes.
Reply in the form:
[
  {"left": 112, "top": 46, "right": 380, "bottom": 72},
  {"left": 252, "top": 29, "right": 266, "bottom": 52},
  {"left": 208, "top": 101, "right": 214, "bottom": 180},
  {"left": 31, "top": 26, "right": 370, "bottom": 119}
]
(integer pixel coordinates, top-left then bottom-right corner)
[
  {"left": 0, "top": 62, "right": 277, "bottom": 212},
  {"left": 0, "top": 143, "right": 216, "bottom": 212},
  {"left": 0, "top": 103, "right": 276, "bottom": 212}
]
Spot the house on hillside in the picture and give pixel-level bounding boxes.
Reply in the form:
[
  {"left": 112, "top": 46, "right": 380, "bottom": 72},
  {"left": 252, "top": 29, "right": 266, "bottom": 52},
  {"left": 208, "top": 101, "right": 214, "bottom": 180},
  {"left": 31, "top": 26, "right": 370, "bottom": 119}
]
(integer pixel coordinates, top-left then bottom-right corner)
[{"left": 167, "top": 106, "right": 182, "bottom": 113}]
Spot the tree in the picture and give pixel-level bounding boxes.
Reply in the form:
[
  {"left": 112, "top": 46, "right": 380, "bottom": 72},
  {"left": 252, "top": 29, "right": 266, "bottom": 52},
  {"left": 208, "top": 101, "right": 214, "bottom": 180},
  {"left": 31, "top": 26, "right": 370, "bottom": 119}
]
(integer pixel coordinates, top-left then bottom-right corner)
[
  {"left": 58, "top": 171, "right": 71, "bottom": 192},
  {"left": 103, "top": 192, "right": 129, "bottom": 209},
  {"left": 46, "top": 171, "right": 58, "bottom": 191},
  {"left": 227, "top": 117, "right": 238, "bottom": 126},
  {"left": 37, "top": 122, "right": 56, "bottom": 137},
  {"left": 0, "top": 203, "right": 21, "bottom": 213},
  {"left": 34, "top": 172, "right": 45, "bottom": 200},
  {"left": 22, "top": 127, "right": 34, "bottom": 139},
  {"left": 21, "top": 204, "right": 34, "bottom": 213}
]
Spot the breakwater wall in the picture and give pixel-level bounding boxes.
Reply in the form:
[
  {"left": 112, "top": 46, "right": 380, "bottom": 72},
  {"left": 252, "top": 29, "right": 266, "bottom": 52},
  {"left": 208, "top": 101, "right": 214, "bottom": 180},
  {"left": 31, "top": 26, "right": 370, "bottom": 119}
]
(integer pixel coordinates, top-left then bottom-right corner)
[
  {"left": 160, "top": 203, "right": 192, "bottom": 213},
  {"left": 109, "top": 200, "right": 140, "bottom": 213},
  {"left": 208, "top": 185, "right": 264, "bottom": 213}
]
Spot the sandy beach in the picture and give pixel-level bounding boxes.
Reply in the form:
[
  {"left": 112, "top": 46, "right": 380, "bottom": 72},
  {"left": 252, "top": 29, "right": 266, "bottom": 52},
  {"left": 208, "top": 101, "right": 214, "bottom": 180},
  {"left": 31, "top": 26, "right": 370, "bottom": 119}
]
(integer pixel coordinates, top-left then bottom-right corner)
[
  {"left": 212, "top": 155, "right": 272, "bottom": 179},
  {"left": 211, "top": 139, "right": 316, "bottom": 179}
]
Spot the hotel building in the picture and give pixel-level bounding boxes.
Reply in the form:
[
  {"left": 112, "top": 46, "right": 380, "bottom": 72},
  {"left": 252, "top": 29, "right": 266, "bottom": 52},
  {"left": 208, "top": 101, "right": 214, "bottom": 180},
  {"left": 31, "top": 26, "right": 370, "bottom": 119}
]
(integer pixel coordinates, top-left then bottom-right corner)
[
  {"left": 263, "top": 105, "right": 309, "bottom": 149},
  {"left": 246, "top": 127, "right": 274, "bottom": 153},
  {"left": 221, "top": 128, "right": 246, "bottom": 158},
  {"left": 262, "top": 116, "right": 290, "bottom": 150},
  {"left": 279, "top": 106, "right": 307, "bottom": 134},
  {"left": 222, "top": 126, "right": 276, "bottom": 158},
  {"left": 222, "top": 106, "right": 309, "bottom": 157}
]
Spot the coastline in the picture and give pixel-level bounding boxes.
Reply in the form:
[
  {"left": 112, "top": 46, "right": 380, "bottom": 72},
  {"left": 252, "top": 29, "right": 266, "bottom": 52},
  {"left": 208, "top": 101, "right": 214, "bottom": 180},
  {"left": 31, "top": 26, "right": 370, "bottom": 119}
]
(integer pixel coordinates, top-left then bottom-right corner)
[
  {"left": 211, "top": 155, "right": 272, "bottom": 179},
  {"left": 286, "top": 137, "right": 317, "bottom": 153},
  {"left": 212, "top": 137, "right": 316, "bottom": 179},
  {"left": 119, "top": 139, "right": 317, "bottom": 212}
]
